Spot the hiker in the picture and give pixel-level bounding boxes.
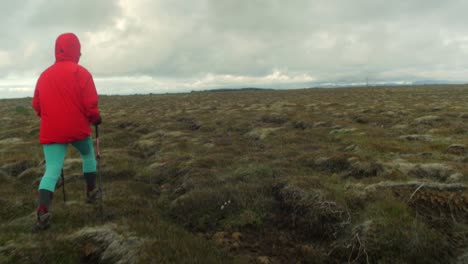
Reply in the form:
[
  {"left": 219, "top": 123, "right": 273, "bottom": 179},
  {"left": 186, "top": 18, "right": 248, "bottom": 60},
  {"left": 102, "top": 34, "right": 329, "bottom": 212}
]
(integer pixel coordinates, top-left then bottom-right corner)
[{"left": 32, "top": 33, "right": 102, "bottom": 230}]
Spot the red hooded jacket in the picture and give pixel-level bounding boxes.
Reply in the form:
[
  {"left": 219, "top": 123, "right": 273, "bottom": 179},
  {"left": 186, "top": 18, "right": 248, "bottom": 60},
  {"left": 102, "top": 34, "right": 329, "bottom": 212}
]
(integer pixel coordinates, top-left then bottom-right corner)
[{"left": 32, "top": 33, "right": 100, "bottom": 144}]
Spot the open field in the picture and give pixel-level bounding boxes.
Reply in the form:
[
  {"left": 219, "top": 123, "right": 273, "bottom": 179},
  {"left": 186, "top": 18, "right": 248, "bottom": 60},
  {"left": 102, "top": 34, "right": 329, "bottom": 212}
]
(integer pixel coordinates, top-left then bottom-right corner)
[{"left": 0, "top": 85, "right": 467, "bottom": 263}]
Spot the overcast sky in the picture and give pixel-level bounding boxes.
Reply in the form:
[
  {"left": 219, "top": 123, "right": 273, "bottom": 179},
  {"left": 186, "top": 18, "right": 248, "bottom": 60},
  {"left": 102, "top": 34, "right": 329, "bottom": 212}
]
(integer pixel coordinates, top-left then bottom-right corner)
[{"left": 1, "top": 0, "right": 468, "bottom": 98}]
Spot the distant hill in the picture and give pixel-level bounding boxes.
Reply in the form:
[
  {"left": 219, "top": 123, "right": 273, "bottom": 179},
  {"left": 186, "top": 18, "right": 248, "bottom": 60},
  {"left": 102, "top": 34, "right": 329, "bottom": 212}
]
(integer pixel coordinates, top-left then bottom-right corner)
[
  {"left": 192, "top": 87, "right": 275, "bottom": 93},
  {"left": 309, "top": 79, "right": 467, "bottom": 89},
  {"left": 411, "top": 80, "right": 453, "bottom": 85}
]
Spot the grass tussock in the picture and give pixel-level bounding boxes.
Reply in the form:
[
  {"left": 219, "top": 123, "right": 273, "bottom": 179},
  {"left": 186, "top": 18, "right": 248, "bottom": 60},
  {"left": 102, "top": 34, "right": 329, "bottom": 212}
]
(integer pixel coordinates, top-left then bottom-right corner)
[{"left": 338, "top": 197, "right": 452, "bottom": 264}]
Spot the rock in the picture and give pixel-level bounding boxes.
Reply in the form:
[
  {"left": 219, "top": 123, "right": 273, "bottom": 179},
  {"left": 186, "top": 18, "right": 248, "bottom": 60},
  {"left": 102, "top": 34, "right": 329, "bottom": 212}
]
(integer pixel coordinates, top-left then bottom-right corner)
[
  {"left": 414, "top": 115, "right": 442, "bottom": 124},
  {"left": 445, "top": 144, "right": 466, "bottom": 155}
]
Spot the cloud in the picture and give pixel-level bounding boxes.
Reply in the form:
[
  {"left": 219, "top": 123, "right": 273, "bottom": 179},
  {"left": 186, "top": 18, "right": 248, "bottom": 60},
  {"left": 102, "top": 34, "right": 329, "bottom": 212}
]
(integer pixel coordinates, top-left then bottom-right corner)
[
  {"left": 1, "top": 0, "right": 468, "bottom": 98},
  {"left": 0, "top": 0, "right": 121, "bottom": 75},
  {"left": 0, "top": 50, "right": 12, "bottom": 67},
  {"left": 27, "top": 0, "right": 120, "bottom": 30}
]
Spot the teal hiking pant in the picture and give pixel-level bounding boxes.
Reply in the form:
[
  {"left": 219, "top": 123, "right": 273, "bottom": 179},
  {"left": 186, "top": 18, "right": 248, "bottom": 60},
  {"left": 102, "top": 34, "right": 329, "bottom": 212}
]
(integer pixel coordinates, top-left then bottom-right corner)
[{"left": 39, "top": 136, "right": 96, "bottom": 192}]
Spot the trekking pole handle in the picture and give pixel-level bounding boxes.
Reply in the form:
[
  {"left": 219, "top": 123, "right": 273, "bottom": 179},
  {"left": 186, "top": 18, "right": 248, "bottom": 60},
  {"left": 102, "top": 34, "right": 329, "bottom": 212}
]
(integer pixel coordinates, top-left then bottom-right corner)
[{"left": 95, "top": 125, "right": 101, "bottom": 160}]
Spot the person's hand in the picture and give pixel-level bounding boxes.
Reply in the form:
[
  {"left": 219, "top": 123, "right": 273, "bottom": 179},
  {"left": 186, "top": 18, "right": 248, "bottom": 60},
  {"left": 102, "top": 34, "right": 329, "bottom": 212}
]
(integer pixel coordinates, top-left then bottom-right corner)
[{"left": 93, "top": 116, "right": 102, "bottom": 125}]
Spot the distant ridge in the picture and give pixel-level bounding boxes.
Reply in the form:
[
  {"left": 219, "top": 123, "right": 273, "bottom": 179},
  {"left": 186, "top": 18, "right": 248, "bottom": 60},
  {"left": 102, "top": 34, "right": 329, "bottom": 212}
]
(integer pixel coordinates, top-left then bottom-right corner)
[
  {"left": 192, "top": 87, "right": 275, "bottom": 93},
  {"left": 312, "top": 79, "right": 466, "bottom": 88}
]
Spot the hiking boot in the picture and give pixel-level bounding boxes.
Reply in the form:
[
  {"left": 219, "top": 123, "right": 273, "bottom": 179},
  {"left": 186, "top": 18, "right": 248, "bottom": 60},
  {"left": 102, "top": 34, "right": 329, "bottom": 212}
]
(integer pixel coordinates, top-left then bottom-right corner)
[
  {"left": 33, "top": 211, "right": 51, "bottom": 232},
  {"left": 86, "top": 188, "right": 102, "bottom": 204}
]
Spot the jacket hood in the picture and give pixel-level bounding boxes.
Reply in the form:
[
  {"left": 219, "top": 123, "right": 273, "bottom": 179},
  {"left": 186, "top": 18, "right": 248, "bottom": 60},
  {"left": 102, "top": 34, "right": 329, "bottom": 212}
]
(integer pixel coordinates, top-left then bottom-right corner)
[{"left": 55, "top": 33, "right": 81, "bottom": 63}]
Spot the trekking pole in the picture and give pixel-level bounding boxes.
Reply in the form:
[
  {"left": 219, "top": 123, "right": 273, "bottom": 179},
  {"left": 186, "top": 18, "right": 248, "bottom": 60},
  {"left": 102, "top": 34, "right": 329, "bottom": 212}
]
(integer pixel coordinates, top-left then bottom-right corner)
[
  {"left": 95, "top": 124, "right": 102, "bottom": 191},
  {"left": 61, "top": 169, "right": 66, "bottom": 203},
  {"left": 95, "top": 124, "right": 104, "bottom": 222}
]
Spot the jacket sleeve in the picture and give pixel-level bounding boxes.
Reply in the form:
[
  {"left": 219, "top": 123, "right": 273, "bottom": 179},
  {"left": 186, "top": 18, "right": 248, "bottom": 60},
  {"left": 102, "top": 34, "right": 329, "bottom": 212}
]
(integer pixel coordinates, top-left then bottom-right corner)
[
  {"left": 32, "top": 79, "right": 41, "bottom": 117},
  {"left": 81, "top": 73, "right": 100, "bottom": 124}
]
